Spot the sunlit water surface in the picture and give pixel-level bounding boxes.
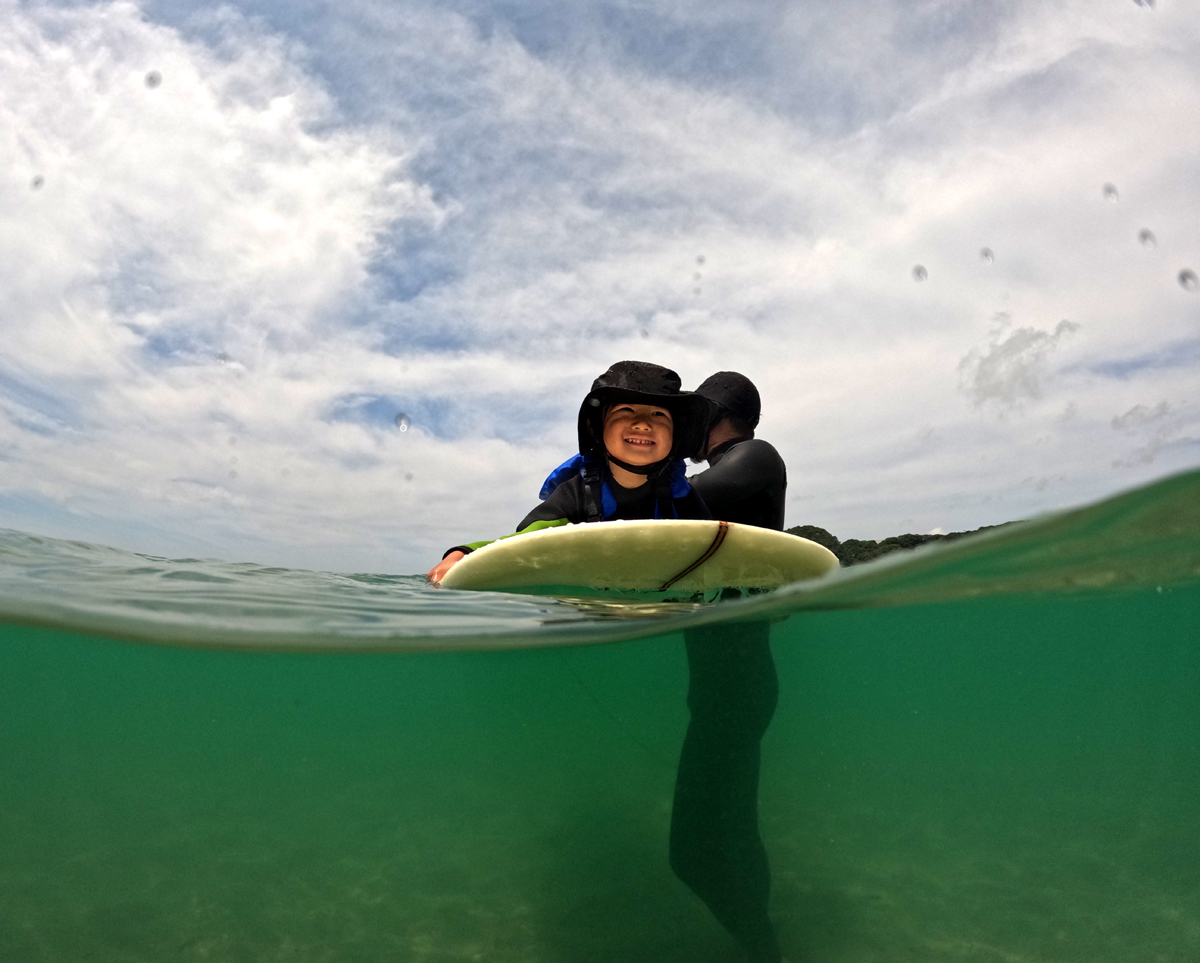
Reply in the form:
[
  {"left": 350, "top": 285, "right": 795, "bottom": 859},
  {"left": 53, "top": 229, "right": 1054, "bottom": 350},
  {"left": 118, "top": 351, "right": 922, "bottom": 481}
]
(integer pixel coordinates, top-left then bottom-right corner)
[{"left": 2, "top": 470, "right": 1198, "bottom": 962}]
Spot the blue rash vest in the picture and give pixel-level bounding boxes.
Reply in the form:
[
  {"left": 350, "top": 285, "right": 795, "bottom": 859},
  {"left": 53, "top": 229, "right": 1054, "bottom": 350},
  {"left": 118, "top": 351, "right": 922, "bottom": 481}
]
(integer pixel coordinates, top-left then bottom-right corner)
[
  {"left": 514, "top": 454, "right": 709, "bottom": 533},
  {"left": 535, "top": 454, "right": 694, "bottom": 521}
]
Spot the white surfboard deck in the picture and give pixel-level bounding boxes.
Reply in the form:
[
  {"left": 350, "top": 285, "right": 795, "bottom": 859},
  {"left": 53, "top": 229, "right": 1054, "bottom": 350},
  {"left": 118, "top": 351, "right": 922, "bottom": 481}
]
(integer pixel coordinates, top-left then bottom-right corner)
[{"left": 438, "top": 519, "right": 839, "bottom": 594}]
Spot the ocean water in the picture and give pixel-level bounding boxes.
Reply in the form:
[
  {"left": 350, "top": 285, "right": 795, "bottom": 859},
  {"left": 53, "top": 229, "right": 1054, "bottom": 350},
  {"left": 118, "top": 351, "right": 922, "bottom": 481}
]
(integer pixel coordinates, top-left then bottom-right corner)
[{"left": 1, "top": 470, "right": 1198, "bottom": 962}]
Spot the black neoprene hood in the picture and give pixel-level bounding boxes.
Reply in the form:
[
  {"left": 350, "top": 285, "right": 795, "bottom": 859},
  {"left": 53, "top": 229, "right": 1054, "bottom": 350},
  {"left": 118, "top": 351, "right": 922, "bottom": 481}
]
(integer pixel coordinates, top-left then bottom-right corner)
[
  {"left": 695, "top": 371, "right": 761, "bottom": 429},
  {"left": 577, "top": 360, "right": 709, "bottom": 463}
]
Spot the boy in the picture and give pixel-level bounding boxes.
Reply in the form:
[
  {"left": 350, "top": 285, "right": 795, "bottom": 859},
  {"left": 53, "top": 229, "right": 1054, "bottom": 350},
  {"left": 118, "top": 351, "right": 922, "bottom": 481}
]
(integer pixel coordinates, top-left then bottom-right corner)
[{"left": 428, "top": 360, "right": 711, "bottom": 582}]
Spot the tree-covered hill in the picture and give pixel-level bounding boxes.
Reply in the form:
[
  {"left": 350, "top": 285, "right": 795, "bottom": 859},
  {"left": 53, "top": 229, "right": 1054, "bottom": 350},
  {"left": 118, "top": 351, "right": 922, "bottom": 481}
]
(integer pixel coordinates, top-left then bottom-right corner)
[{"left": 786, "top": 522, "right": 1012, "bottom": 567}]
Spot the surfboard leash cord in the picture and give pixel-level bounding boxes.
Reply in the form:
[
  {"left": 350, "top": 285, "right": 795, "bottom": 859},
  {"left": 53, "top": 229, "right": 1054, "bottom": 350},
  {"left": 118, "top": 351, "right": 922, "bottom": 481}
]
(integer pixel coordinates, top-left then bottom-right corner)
[{"left": 659, "top": 520, "right": 729, "bottom": 591}]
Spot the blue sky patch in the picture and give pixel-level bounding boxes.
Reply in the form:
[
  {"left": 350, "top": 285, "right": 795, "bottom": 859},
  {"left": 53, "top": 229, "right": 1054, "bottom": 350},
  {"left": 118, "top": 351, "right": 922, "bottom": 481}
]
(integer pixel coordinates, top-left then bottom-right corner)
[{"left": 1090, "top": 337, "right": 1200, "bottom": 380}]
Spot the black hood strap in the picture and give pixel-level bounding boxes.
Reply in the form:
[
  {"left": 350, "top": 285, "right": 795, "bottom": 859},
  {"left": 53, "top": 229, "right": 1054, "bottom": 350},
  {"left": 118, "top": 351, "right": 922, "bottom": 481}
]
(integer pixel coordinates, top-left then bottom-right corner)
[
  {"left": 580, "top": 461, "right": 604, "bottom": 523},
  {"left": 654, "top": 470, "right": 675, "bottom": 518}
]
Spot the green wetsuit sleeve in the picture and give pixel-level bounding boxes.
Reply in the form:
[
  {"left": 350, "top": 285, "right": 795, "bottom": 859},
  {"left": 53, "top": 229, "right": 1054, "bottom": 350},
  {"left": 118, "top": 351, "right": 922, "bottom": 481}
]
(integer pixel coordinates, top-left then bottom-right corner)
[
  {"left": 443, "top": 517, "right": 571, "bottom": 558},
  {"left": 462, "top": 517, "right": 570, "bottom": 551},
  {"left": 442, "top": 475, "right": 584, "bottom": 558},
  {"left": 514, "top": 517, "right": 571, "bottom": 536},
  {"left": 516, "top": 475, "right": 587, "bottom": 531}
]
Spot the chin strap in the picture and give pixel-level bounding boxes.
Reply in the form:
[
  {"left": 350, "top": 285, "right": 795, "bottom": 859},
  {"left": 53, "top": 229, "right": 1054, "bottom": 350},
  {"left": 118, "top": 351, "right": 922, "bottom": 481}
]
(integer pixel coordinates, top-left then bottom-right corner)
[{"left": 606, "top": 454, "right": 667, "bottom": 475}]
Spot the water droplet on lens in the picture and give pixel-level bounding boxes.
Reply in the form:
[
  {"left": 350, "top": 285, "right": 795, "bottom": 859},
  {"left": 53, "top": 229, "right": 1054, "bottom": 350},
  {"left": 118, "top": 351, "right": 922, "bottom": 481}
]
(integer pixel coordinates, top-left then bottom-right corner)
[
  {"left": 217, "top": 352, "right": 231, "bottom": 364},
  {"left": 980, "top": 247, "right": 994, "bottom": 264},
  {"left": 404, "top": 473, "right": 414, "bottom": 482},
  {"left": 394, "top": 413, "right": 411, "bottom": 431},
  {"left": 281, "top": 468, "right": 290, "bottom": 477},
  {"left": 696, "top": 255, "right": 706, "bottom": 265},
  {"left": 912, "top": 265, "right": 928, "bottom": 282},
  {"left": 693, "top": 272, "right": 701, "bottom": 281},
  {"left": 588, "top": 397, "right": 601, "bottom": 407},
  {"left": 1138, "top": 229, "right": 1156, "bottom": 248},
  {"left": 30, "top": 175, "right": 44, "bottom": 191},
  {"left": 228, "top": 470, "right": 238, "bottom": 480},
  {"left": 1102, "top": 183, "right": 1119, "bottom": 202},
  {"left": 1180, "top": 269, "right": 1199, "bottom": 292},
  {"left": 640, "top": 329, "right": 649, "bottom": 338},
  {"left": 693, "top": 287, "right": 701, "bottom": 296},
  {"left": 144, "top": 71, "right": 162, "bottom": 89}
]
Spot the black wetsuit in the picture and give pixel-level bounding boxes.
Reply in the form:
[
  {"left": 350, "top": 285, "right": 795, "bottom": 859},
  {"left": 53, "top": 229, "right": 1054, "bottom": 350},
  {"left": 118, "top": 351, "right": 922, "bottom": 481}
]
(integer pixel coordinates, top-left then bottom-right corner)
[
  {"left": 689, "top": 438, "right": 787, "bottom": 531},
  {"left": 671, "top": 437, "right": 787, "bottom": 963}
]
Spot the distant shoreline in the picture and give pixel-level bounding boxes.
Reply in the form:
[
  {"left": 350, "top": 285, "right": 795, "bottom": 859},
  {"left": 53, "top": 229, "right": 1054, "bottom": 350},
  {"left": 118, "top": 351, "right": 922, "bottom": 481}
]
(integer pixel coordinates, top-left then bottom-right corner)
[{"left": 785, "top": 522, "right": 1013, "bottom": 567}]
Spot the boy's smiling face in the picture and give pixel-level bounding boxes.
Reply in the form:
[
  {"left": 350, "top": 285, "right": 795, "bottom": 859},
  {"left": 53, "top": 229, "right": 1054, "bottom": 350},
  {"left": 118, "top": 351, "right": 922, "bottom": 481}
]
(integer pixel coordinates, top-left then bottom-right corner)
[{"left": 602, "top": 402, "right": 674, "bottom": 466}]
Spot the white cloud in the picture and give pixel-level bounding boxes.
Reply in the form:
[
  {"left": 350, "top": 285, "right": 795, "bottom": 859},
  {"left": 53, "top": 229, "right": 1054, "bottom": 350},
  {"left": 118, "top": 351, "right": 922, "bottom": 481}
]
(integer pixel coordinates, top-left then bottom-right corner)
[
  {"left": 1109, "top": 400, "right": 1195, "bottom": 467},
  {"left": 1, "top": 0, "right": 1199, "bottom": 569},
  {"left": 1111, "top": 401, "right": 1174, "bottom": 430},
  {"left": 958, "top": 318, "right": 1080, "bottom": 408},
  {"left": 0, "top": 1, "right": 455, "bottom": 567}
]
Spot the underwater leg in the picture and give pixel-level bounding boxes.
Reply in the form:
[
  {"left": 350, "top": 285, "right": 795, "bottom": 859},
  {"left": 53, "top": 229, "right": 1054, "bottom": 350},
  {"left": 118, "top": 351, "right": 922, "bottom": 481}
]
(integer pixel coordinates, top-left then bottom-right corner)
[{"left": 670, "top": 621, "right": 781, "bottom": 963}]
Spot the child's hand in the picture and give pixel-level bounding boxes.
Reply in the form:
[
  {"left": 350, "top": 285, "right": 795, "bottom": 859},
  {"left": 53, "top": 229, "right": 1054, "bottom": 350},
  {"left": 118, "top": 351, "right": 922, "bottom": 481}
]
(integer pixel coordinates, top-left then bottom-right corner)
[{"left": 427, "top": 551, "right": 465, "bottom": 584}]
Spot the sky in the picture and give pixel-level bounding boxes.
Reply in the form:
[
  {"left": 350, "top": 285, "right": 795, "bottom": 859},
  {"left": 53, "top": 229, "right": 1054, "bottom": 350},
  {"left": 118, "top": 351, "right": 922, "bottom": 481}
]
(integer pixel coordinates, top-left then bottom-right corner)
[{"left": 1, "top": 0, "right": 1198, "bottom": 574}]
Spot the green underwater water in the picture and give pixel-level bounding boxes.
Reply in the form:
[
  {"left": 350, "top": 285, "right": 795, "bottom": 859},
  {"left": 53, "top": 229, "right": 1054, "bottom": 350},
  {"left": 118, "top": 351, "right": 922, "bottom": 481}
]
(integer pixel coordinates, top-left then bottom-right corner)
[{"left": 1, "top": 470, "right": 1199, "bottom": 962}]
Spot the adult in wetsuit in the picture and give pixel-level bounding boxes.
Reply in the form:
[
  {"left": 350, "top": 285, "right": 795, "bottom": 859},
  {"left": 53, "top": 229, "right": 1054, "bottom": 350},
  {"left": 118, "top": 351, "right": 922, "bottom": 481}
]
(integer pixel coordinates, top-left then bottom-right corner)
[
  {"left": 428, "top": 360, "right": 711, "bottom": 580},
  {"left": 670, "top": 371, "right": 787, "bottom": 963}
]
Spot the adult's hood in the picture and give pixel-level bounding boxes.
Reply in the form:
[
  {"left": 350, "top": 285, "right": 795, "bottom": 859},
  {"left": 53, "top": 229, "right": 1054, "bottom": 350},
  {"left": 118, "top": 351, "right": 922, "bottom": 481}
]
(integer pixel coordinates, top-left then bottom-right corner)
[{"left": 695, "top": 370, "right": 761, "bottom": 430}]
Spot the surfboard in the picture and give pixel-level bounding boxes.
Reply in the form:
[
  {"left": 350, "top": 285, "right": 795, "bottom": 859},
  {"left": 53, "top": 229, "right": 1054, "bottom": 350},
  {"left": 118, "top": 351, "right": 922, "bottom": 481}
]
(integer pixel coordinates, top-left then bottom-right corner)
[{"left": 438, "top": 519, "right": 839, "bottom": 595}]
